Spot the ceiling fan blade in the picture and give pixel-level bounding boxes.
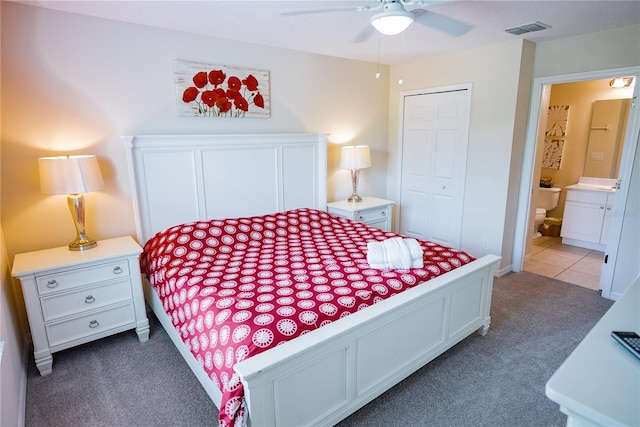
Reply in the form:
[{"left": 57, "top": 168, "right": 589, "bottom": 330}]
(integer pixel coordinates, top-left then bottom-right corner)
[
  {"left": 352, "top": 25, "right": 376, "bottom": 43},
  {"left": 411, "top": 9, "right": 473, "bottom": 37},
  {"left": 281, "top": 5, "right": 364, "bottom": 16}
]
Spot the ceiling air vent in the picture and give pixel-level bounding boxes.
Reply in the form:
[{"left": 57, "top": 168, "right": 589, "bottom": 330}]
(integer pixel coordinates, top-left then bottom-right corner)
[{"left": 505, "top": 22, "right": 550, "bottom": 36}]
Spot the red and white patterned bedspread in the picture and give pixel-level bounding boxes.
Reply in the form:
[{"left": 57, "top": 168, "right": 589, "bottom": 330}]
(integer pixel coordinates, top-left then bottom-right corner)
[{"left": 141, "top": 208, "right": 475, "bottom": 426}]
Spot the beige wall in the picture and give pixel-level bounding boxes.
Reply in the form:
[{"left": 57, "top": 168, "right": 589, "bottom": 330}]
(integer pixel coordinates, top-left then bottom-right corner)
[
  {"left": 1, "top": 2, "right": 390, "bottom": 261},
  {"left": 1, "top": 3, "right": 29, "bottom": 424},
  {"left": 386, "top": 40, "right": 535, "bottom": 272},
  {"left": 0, "top": 225, "right": 27, "bottom": 427},
  {"left": 542, "top": 79, "right": 634, "bottom": 218},
  {"left": 533, "top": 24, "right": 640, "bottom": 78}
]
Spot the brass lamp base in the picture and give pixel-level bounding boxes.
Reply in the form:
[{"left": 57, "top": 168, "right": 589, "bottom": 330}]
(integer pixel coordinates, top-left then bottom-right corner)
[
  {"left": 67, "top": 193, "right": 98, "bottom": 251},
  {"left": 348, "top": 168, "right": 364, "bottom": 203},
  {"left": 68, "top": 235, "right": 98, "bottom": 251}
]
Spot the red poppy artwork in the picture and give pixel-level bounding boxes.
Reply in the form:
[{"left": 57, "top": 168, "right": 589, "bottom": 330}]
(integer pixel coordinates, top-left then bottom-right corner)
[{"left": 174, "top": 60, "right": 270, "bottom": 118}]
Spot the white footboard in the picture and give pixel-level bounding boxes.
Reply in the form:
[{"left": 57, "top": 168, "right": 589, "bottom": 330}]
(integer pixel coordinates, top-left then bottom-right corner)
[
  {"left": 143, "top": 278, "right": 224, "bottom": 407},
  {"left": 235, "top": 254, "right": 500, "bottom": 426}
]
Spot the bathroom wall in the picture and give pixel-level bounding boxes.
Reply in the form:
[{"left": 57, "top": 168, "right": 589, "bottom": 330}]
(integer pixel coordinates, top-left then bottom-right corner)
[{"left": 539, "top": 78, "right": 634, "bottom": 218}]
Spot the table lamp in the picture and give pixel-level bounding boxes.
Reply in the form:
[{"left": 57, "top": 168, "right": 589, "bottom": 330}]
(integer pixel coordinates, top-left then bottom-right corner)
[
  {"left": 39, "top": 155, "right": 104, "bottom": 251},
  {"left": 340, "top": 145, "right": 371, "bottom": 203}
]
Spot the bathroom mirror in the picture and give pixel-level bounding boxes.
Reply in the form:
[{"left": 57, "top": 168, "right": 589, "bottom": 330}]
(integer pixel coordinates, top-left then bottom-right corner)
[{"left": 583, "top": 98, "right": 631, "bottom": 178}]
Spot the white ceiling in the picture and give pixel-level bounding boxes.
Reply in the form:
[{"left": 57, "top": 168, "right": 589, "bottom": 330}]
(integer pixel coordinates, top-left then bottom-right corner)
[{"left": 13, "top": 0, "right": 640, "bottom": 64}]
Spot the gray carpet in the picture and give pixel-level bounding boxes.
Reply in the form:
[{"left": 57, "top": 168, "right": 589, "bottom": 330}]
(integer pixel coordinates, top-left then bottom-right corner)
[{"left": 25, "top": 272, "right": 613, "bottom": 427}]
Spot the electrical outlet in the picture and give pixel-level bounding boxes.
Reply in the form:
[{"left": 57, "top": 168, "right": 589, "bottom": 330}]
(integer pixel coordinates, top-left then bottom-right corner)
[{"left": 482, "top": 240, "right": 489, "bottom": 250}]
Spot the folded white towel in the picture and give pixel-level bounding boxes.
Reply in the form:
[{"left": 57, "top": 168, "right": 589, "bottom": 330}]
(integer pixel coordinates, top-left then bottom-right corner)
[
  {"left": 404, "top": 238, "right": 424, "bottom": 268},
  {"left": 367, "top": 237, "right": 424, "bottom": 270}
]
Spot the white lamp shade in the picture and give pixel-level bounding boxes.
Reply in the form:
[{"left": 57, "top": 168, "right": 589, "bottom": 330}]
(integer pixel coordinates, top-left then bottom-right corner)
[
  {"left": 340, "top": 145, "right": 372, "bottom": 169},
  {"left": 39, "top": 155, "right": 104, "bottom": 195},
  {"left": 370, "top": 11, "right": 414, "bottom": 36}
]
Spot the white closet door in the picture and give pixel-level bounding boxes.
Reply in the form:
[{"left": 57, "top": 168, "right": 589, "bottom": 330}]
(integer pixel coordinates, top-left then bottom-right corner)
[{"left": 399, "top": 86, "right": 471, "bottom": 248}]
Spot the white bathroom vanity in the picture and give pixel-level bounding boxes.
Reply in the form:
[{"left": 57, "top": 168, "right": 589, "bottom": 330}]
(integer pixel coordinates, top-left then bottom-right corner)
[{"left": 561, "top": 177, "right": 617, "bottom": 252}]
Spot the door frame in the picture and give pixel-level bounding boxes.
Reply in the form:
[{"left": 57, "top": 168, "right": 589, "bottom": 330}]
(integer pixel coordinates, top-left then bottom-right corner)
[
  {"left": 513, "top": 66, "right": 640, "bottom": 297},
  {"left": 396, "top": 83, "right": 472, "bottom": 246}
]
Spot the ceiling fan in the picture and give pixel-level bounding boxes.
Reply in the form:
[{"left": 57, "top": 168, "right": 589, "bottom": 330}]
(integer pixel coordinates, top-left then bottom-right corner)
[{"left": 282, "top": 0, "right": 472, "bottom": 41}]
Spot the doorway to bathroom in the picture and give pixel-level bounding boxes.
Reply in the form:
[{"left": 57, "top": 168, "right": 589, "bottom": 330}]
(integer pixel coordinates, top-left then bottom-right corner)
[
  {"left": 513, "top": 65, "right": 640, "bottom": 299},
  {"left": 525, "top": 78, "right": 633, "bottom": 290}
]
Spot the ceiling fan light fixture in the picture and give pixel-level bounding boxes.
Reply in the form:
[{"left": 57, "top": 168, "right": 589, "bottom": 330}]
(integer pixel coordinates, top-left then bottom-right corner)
[{"left": 370, "top": 10, "right": 414, "bottom": 36}]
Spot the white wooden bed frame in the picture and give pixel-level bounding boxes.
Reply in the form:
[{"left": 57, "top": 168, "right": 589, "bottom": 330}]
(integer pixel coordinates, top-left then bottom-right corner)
[{"left": 123, "top": 133, "right": 500, "bottom": 426}]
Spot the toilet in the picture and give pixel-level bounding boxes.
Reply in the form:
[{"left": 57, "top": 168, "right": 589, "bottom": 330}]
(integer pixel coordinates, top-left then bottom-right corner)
[{"left": 534, "top": 187, "right": 561, "bottom": 238}]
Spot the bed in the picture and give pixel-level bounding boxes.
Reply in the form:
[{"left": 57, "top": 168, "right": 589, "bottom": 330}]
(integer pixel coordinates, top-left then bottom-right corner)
[{"left": 123, "top": 133, "right": 500, "bottom": 427}]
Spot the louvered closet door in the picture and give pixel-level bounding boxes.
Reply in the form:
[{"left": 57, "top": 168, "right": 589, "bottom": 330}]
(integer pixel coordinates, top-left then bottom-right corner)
[{"left": 399, "top": 86, "right": 471, "bottom": 249}]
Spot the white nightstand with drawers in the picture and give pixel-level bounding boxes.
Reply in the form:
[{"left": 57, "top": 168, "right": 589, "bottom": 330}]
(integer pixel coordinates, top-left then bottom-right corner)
[
  {"left": 327, "top": 197, "right": 394, "bottom": 231},
  {"left": 12, "top": 236, "right": 149, "bottom": 375}
]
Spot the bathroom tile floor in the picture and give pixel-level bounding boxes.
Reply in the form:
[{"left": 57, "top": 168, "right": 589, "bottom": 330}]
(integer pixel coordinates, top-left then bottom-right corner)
[{"left": 524, "top": 236, "right": 604, "bottom": 291}]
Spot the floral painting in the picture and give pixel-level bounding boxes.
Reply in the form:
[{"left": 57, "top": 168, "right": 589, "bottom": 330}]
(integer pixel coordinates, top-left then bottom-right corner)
[
  {"left": 546, "top": 105, "right": 569, "bottom": 137},
  {"left": 542, "top": 138, "right": 565, "bottom": 169},
  {"left": 175, "top": 60, "right": 270, "bottom": 118}
]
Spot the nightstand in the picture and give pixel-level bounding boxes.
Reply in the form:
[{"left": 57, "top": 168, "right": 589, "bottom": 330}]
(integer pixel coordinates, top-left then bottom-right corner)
[
  {"left": 12, "top": 236, "right": 149, "bottom": 375},
  {"left": 327, "top": 197, "right": 394, "bottom": 231}
]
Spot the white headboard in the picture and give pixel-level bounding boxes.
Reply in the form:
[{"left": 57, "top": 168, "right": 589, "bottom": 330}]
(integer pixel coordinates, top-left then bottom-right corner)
[{"left": 123, "top": 133, "right": 328, "bottom": 244}]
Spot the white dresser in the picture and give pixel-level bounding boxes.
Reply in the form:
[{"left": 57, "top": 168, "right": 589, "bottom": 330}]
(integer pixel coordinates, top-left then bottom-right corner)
[
  {"left": 12, "top": 236, "right": 150, "bottom": 375},
  {"left": 327, "top": 197, "right": 394, "bottom": 231},
  {"left": 546, "top": 274, "right": 640, "bottom": 426}
]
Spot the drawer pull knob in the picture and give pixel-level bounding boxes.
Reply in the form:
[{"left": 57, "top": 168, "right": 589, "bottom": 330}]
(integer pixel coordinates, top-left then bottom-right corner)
[
  {"left": 359, "top": 216, "right": 364, "bottom": 220},
  {"left": 606, "top": 207, "right": 611, "bottom": 211},
  {"left": 85, "top": 295, "right": 95, "bottom": 304},
  {"left": 89, "top": 320, "right": 99, "bottom": 329},
  {"left": 600, "top": 206, "right": 605, "bottom": 209},
  {"left": 381, "top": 211, "right": 386, "bottom": 216},
  {"left": 113, "top": 266, "right": 123, "bottom": 274},
  {"left": 46, "top": 279, "right": 59, "bottom": 288}
]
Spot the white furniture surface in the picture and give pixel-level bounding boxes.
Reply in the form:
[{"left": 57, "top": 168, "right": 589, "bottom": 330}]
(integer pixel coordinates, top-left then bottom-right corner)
[
  {"left": 12, "top": 236, "right": 149, "bottom": 375},
  {"left": 561, "top": 185, "right": 616, "bottom": 251},
  {"left": 327, "top": 196, "right": 394, "bottom": 231},
  {"left": 122, "top": 133, "right": 327, "bottom": 241},
  {"left": 546, "top": 274, "right": 640, "bottom": 426},
  {"left": 125, "top": 133, "right": 501, "bottom": 426}
]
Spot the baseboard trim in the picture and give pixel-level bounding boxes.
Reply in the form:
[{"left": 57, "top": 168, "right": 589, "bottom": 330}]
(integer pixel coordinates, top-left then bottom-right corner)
[
  {"left": 496, "top": 264, "right": 512, "bottom": 278},
  {"left": 18, "top": 336, "right": 30, "bottom": 427}
]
